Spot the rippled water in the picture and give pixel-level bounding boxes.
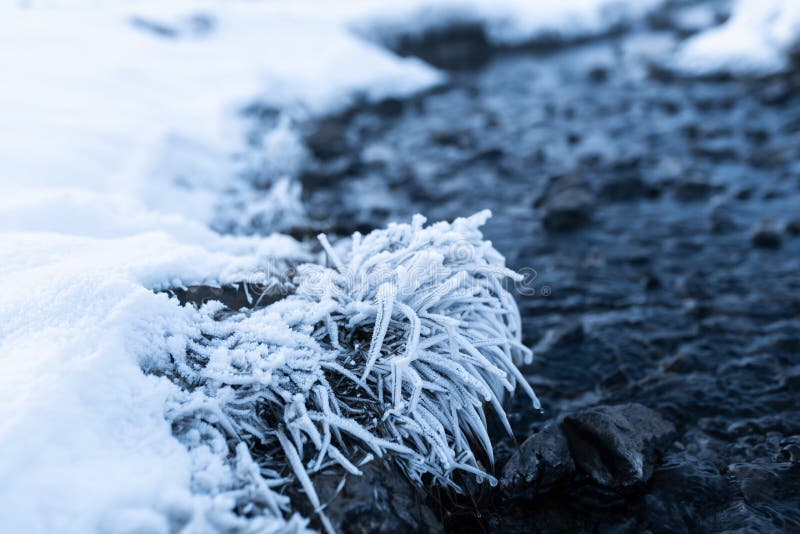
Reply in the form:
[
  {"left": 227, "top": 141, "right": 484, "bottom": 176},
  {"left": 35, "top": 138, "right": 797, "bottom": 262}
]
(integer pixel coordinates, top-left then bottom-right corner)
[{"left": 282, "top": 26, "right": 800, "bottom": 531}]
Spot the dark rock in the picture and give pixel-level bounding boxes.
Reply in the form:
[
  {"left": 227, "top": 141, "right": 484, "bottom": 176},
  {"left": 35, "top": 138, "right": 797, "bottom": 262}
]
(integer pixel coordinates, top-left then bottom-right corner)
[
  {"left": 309, "top": 462, "right": 442, "bottom": 534},
  {"left": 751, "top": 219, "right": 782, "bottom": 249},
  {"left": 776, "top": 436, "right": 800, "bottom": 463},
  {"left": 541, "top": 188, "right": 594, "bottom": 231},
  {"left": 674, "top": 179, "right": 714, "bottom": 202},
  {"left": 393, "top": 24, "right": 491, "bottom": 71},
  {"left": 588, "top": 65, "right": 609, "bottom": 84},
  {"left": 374, "top": 98, "right": 405, "bottom": 118},
  {"left": 501, "top": 423, "right": 576, "bottom": 495},
  {"left": 745, "top": 128, "right": 769, "bottom": 144},
  {"left": 306, "top": 119, "right": 350, "bottom": 160},
  {"left": 166, "top": 281, "right": 292, "bottom": 310},
  {"left": 735, "top": 187, "right": 755, "bottom": 200},
  {"left": 710, "top": 201, "right": 743, "bottom": 233},
  {"left": 644, "top": 273, "right": 662, "bottom": 290},
  {"left": 691, "top": 141, "right": 739, "bottom": 161},
  {"left": 533, "top": 322, "right": 585, "bottom": 356},
  {"left": 599, "top": 175, "right": 647, "bottom": 201},
  {"left": 761, "top": 79, "right": 793, "bottom": 106},
  {"left": 660, "top": 99, "right": 681, "bottom": 115},
  {"left": 561, "top": 404, "right": 676, "bottom": 489},
  {"left": 786, "top": 219, "right": 800, "bottom": 236},
  {"left": 430, "top": 129, "right": 473, "bottom": 148}
]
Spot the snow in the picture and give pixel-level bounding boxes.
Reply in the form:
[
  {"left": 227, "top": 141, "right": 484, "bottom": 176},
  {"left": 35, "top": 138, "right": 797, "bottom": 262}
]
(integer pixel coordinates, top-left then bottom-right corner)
[
  {"left": 674, "top": 0, "right": 800, "bottom": 75},
  {"left": 0, "top": 229, "right": 307, "bottom": 532},
  {"left": 0, "top": 1, "right": 442, "bottom": 231},
  {"left": 0, "top": 1, "right": 668, "bottom": 532}
]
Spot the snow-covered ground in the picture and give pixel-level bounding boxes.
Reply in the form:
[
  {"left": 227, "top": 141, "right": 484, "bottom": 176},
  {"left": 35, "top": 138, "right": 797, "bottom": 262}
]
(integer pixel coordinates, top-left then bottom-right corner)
[
  {"left": 3, "top": 0, "right": 798, "bottom": 532},
  {"left": 674, "top": 0, "right": 800, "bottom": 75}
]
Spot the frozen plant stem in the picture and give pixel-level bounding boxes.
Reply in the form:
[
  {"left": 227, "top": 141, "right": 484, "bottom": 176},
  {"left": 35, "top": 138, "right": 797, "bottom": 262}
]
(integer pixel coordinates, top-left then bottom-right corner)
[{"left": 163, "top": 211, "right": 539, "bottom": 530}]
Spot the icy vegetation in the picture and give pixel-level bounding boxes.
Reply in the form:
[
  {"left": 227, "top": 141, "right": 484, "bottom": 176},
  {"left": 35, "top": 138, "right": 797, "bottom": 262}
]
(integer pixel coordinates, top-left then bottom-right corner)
[{"left": 159, "top": 211, "right": 537, "bottom": 531}]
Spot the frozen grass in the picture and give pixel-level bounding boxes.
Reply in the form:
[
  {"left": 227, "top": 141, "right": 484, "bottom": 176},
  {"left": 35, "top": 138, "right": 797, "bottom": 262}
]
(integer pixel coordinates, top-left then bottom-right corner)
[{"left": 161, "top": 212, "right": 538, "bottom": 531}]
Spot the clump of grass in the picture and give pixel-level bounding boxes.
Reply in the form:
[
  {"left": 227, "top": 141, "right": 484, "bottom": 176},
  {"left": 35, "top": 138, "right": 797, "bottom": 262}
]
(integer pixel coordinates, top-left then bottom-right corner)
[{"left": 162, "top": 212, "right": 538, "bottom": 532}]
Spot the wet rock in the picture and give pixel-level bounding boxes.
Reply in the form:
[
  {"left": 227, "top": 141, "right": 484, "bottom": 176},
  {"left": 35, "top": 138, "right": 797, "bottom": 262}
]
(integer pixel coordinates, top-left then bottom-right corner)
[
  {"left": 532, "top": 322, "right": 585, "bottom": 356},
  {"left": 166, "top": 281, "right": 292, "bottom": 310},
  {"left": 561, "top": 404, "right": 676, "bottom": 489},
  {"left": 309, "top": 462, "right": 442, "bottom": 534},
  {"left": 692, "top": 140, "right": 739, "bottom": 161},
  {"left": 776, "top": 436, "right": 800, "bottom": 463},
  {"left": 709, "top": 205, "right": 736, "bottom": 234},
  {"left": 541, "top": 188, "right": 594, "bottom": 231},
  {"left": 599, "top": 175, "right": 648, "bottom": 202},
  {"left": 674, "top": 179, "right": 714, "bottom": 202},
  {"left": 393, "top": 24, "right": 491, "bottom": 71},
  {"left": 306, "top": 118, "right": 350, "bottom": 160},
  {"left": 761, "top": 79, "right": 793, "bottom": 106},
  {"left": 374, "top": 97, "right": 405, "bottom": 118},
  {"left": 751, "top": 219, "right": 782, "bottom": 249},
  {"left": 501, "top": 423, "right": 576, "bottom": 495},
  {"left": 588, "top": 65, "right": 608, "bottom": 84},
  {"left": 430, "top": 129, "right": 473, "bottom": 148}
]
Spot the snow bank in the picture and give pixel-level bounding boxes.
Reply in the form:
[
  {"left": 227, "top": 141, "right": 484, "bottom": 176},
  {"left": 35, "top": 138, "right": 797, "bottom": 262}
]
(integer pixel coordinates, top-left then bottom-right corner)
[
  {"left": 0, "top": 1, "right": 441, "bottom": 232},
  {"left": 674, "top": 0, "right": 800, "bottom": 75},
  {"left": 0, "top": 227, "right": 307, "bottom": 532}
]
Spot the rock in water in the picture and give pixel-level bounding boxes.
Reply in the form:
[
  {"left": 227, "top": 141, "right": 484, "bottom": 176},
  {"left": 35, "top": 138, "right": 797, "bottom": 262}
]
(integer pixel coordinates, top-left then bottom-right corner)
[
  {"left": 751, "top": 218, "right": 783, "bottom": 249},
  {"left": 501, "top": 423, "right": 576, "bottom": 495},
  {"left": 308, "top": 462, "right": 442, "bottom": 534},
  {"left": 541, "top": 188, "right": 594, "bottom": 231},
  {"left": 561, "top": 403, "right": 675, "bottom": 489}
]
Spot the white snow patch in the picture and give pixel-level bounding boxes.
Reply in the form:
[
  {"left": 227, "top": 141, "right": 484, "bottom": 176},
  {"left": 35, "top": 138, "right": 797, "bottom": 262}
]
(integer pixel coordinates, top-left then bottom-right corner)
[
  {"left": 674, "top": 0, "right": 800, "bottom": 75},
  {"left": 0, "top": 1, "right": 442, "bottom": 231},
  {"left": 0, "top": 228, "right": 306, "bottom": 532}
]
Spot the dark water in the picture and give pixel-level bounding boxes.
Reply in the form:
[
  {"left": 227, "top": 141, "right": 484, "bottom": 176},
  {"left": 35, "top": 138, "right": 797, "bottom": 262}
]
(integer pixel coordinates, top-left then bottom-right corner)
[{"left": 269, "top": 23, "right": 800, "bottom": 533}]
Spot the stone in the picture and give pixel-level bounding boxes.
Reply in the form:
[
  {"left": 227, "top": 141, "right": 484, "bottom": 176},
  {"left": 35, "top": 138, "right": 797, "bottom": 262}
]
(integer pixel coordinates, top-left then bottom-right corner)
[
  {"left": 751, "top": 219, "right": 782, "bottom": 249},
  {"left": 307, "top": 461, "right": 442, "bottom": 534},
  {"left": 541, "top": 188, "right": 594, "bottom": 231},
  {"left": 561, "top": 404, "right": 676, "bottom": 489},
  {"left": 588, "top": 65, "right": 609, "bottom": 84},
  {"left": 599, "top": 175, "right": 648, "bottom": 202},
  {"left": 306, "top": 118, "right": 350, "bottom": 160},
  {"left": 393, "top": 24, "right": 491, "bottom": 71},
  {"left": 674, "top": 179, "right": 714, "bottom": 202},
  {"left": 501, "top": 423, "right": 576, "bottom": 495}
]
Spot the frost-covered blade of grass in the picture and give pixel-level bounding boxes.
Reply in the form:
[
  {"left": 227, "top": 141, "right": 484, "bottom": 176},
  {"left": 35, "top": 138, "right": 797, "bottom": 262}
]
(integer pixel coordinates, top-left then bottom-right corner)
[{"left": 162, "top": 212, "right": 538, "bottom": 530}]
